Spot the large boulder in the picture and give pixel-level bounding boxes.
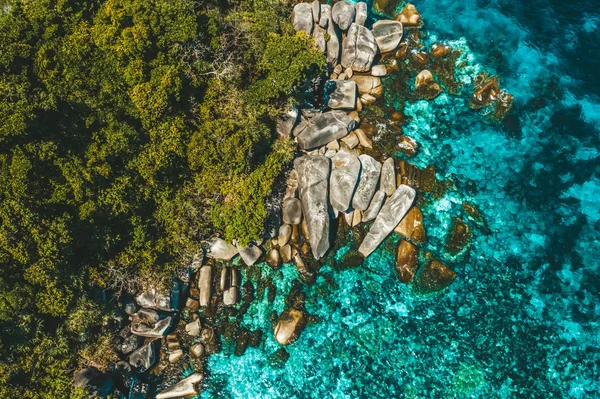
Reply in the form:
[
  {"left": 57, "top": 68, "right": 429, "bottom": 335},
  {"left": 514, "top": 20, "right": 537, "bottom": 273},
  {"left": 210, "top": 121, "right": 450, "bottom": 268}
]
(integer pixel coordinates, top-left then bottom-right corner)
[
  {"left": 135, "top": 289, "right": 173, "bottom": 312},
  {"left": 74, "top": 367, "right": 113, "bottom": 399},
  {"left": 446, "top": 217, "right": 472, "bottom": 255},
  {"left": 237, "top": 242, "right": 263, "bottom": 266},
  {"left": 332, "top": 0, "right": 355, "bottom": 31},
  {"left": 325, "top": 80, "right": 357, "bottom": 110},
  {"left": 351, "top": 75, "right": 383, "bottom": 96},
  {"left": 341, "top": 23, "right": 378, "bottom": 72},
  {"left": 311, "top": 0, "right": 321, "bottom": 22},
  {"left": 395, "top": 239, "right": 419, "bottom": 283},
  {"left": 329, "top": 150, "right": 361, "bottom": 213},
  {"left": 358, "top": 185, "right": 416, "bottom": 257},
  {"left": 362, "top": 189, "right": 386, "bottom": 222},
  {"left": 207, "top": 237, "right": 238, "bottom": 260},
  {"left": 156, "top": 373, "right": 204, "bottom": 399},
  {"left": 198, "top": 265, "right": 212, "bottom": 307},
  {"left": 414, "top": 259, "right": 457, "bottom": 293},
  {"left": 292, "top": 3, "right": 313, "bottom": 34},
  {"left": 295, "top": 111, "right": 357, "bottom": 150},
  {"left": 354, "top": 2, "right": 367, "bottom": 26},
  {"left": 320, "top": 5, "right": 341, "bottom": 64},
  {"left": 294, "top": 156, "right": 331, "bottom": 259},
  {"left": 130, "top": 316, "right": 172, "bottom": 338},
  {"left": 372, "top": 20, "right": 403, "bottom": 53},
  {"left": 274, "top": 308, "right": 307, "bottom": 345},
  {"left": 352, "top": 155, "right": 381, "bottom": 211},
  {"left": 380, "top": 157, "right": 396, "bottom": 196},
  {"left": 128, "top": 342, "right": 157, "bottom": 372},
  {"left": 282, "top": 197, "right": 302, "bottom": 225},
  {"left": 312, "top": 24, "right": 327, "bottom": 53}
]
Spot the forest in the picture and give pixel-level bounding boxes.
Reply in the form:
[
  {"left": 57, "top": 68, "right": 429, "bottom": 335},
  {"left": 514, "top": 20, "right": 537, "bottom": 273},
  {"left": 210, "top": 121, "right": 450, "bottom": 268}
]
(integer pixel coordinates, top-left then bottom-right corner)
[{"left": 0, "top": 0, "right": 324, "bottom": 396}]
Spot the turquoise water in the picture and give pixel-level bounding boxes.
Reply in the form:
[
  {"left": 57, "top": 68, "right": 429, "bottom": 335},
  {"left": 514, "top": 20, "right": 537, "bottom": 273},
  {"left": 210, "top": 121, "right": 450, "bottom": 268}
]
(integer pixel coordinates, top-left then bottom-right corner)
[{"left": 201, "top": 1, "right": 600, "bottom": 397}]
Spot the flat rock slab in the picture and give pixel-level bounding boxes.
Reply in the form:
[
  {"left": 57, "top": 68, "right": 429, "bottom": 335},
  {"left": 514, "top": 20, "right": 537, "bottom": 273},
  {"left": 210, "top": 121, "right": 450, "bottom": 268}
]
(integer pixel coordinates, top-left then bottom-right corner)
[
  {"left": 372, "top": 20, "right": 403, "bottom": 53},
  {"left": 292, "top": 3, "right": 313, "bottom": 34},
  {"left": 325, "top": 80, "right": 357, "bottom": 110},
  {"left": 341, "top": 23, "right": 378, "bottom": 72},
  {"left": 135, "top": 289, "right": 173, "bottom": 312},
  {"left": 156, "top": 373, "right": 204, "bottom": 399},
  {"left": 362, "top": 189, "right": 386, "bottom": 222},
  {"left": 282, "top": 197, "right": 302, "bottom": 224},
  {"left": 332, "top": 0, "right": 355, "bottom": 31},
  {"left": 294, "top": 155, "right": 331, "bottom": 259},
  {"left": 128, "top": 342, "right": 157, "bottom": 372},
  {"left": 352, "top": 154, "right": 381, "bottom": 211},
  {"left": 359, "top": 185, "right": 416, "bottom": 257},
  {"left": 295, "top": 111, "right": 357, "bottom": 150},
  {"left": 198, "top": 265, "right": 212, "bottom": 307},
  {"left": 131, "top": 317, "right": 172, "bottom": 338},
  {"left": 329, "top": 150, "right": 361, "bottom": 213},
  {"left": 208, "top": 237, "right": 238, "bottom": 260},
  {"left": 237, "top": 243, "right": 263, "bottom": 266}
]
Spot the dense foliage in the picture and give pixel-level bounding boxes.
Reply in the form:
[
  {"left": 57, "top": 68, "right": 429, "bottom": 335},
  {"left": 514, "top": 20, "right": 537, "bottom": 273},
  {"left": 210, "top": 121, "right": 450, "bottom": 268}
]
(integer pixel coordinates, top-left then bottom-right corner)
[{"left": 0, "top": 0, "right": 325, "bottom": 396}]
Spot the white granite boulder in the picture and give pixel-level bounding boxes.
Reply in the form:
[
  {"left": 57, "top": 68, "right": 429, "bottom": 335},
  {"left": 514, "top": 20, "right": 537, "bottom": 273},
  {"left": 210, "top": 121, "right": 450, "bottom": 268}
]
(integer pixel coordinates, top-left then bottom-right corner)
[
  {"left": 294, "top": 155, "right": 331, "bottom": 259},
  {"left": 359, "top": 185, "right": 416, "bottom": 257},
  {"left": 329, "top": 150, "right": 361, "bottom": 213},
  {"left": 352, "top": 155, "right": 382, "bottom": 210},
  {"left": 380, "top": 157, "right": 396, "bottom": 196},
  {"left": 341, "top": 23, "right": 378, "bottom": 72},
  {"left": 372, "top": 20, "right": 403, "bottom": 53},
  {"left": 332, "top": 0, "right": 355, "bottom": 31},
  {"left": 292, "top": 3, "right": 313, "bottom": 34},
  {"left": 207, "top": 237, "right": 238, "bottom": 260},
  {"left": 325, "top": 80, "right": 357, "bottom": 110},
  {"left": 355, "top": 2, "right": 368, "bottom": 26},
  {"left": 362, "top": 189, "right": 386, "bottom": 222},
  {"left": 295, "top": 111, "right": 357, "bottom": 150}
]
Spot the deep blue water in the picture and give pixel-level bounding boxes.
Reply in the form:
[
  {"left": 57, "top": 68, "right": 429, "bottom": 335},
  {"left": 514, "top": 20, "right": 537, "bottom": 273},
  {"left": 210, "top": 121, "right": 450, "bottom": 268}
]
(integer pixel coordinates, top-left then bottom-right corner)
[{"left": 200, "top": 1, "right": 600, "bottom": 397}]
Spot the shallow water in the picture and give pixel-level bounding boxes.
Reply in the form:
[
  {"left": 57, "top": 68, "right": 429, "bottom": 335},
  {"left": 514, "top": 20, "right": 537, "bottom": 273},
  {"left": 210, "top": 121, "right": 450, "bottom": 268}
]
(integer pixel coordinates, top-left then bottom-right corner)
[{"left": 200, "top": 1, "right": 600, "bottom": 397}]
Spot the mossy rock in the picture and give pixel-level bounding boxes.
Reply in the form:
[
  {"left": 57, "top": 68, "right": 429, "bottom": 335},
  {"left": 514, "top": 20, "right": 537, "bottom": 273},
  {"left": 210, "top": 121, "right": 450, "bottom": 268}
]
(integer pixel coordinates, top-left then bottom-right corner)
[{"left": 446, "top": 217, "right": 472, "bottom": 255}]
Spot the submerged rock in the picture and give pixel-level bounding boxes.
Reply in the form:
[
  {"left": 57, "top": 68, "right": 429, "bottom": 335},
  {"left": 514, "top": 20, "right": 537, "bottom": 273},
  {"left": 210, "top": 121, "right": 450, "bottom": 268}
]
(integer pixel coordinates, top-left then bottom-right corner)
[
  {"left": 359, "top": 185, "right": 416, "bottom": 257},
  {"left": 395, "top": 239, "right": 419, "bottom": 284},
  {"left": 332, "top": 0, "right": 355, "bottom": 31},
  {"left": 329, "top": 150, "right": 361, "bottom": 213},
  {"left": 394, "top": 206, "right": 426, "bottom": 244},
  {"left": 268, "top": 348, "right": 290, "bottom": 369},
  {"left": 295, "top": 111, "right": 357, "bottom": 150},
  {"left": 380, "top": 157, "right": 396, "bottom": 196},
  {"left": 414, "top": 259, "right": 457, "bottom": 293},
  {"left": 274, "top": 308, "right": 307, "bottom": 345},
  {"left": 352, "top": 155, "right": 382, "bottom": 211},
  {"left": 325, "top": 80, "right": 357, "bottom": 110},
  {"left": 362, "top": 189, "right": 386, "bottom": 222},
  {"left": 156, "top": 373, "right": 204, "bottom": 399},
  {"left": 415, "top": 70, "right": 442, "bottom": 100},
  {"left": 372, "top": 20, "right": 403, "bottom": 53},
  {"left": 294, "top": 155, "right": 331, "bottom": 259},
  {"left": 446, "top": 217, "right": 472, "bottom": 255},
  {"left": 341, "top": 23, "right": 378, "bottom": 72},
  {"left": 398, "top": 135, "right": 419, "bottom": 157},
  {"left": 208, "top": 237, "right": 238, "bottom": 260},
  {"left": 394, "top": 2, "right": 422, "bottom": 27},
  {"left": 292, "top": 3, "right": 313, "bottom": 34}
]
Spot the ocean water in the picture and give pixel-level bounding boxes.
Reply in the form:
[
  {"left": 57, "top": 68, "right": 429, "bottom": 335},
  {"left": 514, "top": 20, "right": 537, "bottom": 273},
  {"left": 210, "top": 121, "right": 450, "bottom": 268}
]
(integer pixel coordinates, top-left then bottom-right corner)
[{"left": 200, "top": 1, "right": 600, "bottom": 397}]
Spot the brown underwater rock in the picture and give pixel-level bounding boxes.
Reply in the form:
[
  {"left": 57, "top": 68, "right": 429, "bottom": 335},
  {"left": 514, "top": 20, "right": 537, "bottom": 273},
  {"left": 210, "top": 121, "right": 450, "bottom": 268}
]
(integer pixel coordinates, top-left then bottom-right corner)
[
  {"left": 395, "top": 239, "right": 419, "bottom": 284},
  {"left": 394, "top": 206, "right": 426, "bottom": 244},
  {"left": 274, "top": 308, "right": 307, "bottom": 346},
  {"left": 446, "top": 217, "right": 472, "bottom": 255},
  {"left": 414, "top": 259, "right": 457, "bottom": 293},
  {"left": 414, "top": 70, "right": 442, "bottom": 100},
  {"left": 394, "top": 3, "right": 422, "bottom": 27}
]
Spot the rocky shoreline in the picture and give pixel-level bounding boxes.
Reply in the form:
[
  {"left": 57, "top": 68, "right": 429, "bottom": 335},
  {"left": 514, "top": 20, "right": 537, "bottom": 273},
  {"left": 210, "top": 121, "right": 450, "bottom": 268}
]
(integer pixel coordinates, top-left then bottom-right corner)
[{"left": 74, "top": 2, "right": 509, "bottom": 398}]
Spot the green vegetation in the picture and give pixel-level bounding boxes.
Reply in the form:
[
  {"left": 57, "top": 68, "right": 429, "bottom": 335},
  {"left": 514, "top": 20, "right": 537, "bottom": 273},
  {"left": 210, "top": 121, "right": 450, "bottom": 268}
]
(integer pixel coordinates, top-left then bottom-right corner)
[{"left": 0, "top": 0, "right": 325, "bottom": 396}]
